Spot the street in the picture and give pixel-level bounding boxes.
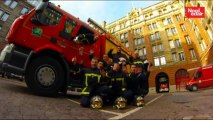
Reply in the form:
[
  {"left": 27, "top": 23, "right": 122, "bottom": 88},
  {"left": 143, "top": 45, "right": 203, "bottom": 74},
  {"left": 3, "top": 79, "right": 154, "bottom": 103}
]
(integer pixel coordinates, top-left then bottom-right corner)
[{"left": 0, "top": 77, "right": 213, "bottom": 119}]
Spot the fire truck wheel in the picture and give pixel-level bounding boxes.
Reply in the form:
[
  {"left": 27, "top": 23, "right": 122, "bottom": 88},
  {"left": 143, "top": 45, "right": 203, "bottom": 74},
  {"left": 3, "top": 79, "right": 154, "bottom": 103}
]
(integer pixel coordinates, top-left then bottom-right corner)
[{"left": 25, "top": 56, "right": 65, "bottom": 96}]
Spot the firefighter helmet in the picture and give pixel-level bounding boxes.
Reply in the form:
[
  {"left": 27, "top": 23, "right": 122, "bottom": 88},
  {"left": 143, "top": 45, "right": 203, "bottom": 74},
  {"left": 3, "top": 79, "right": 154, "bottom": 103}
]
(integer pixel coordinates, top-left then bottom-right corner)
[
  {"left": 90, "top": 96, "right": 103, "bottom": 109},
  {"left": 134, "top": 96, "right": 145, "bottom": 107},
  {"left": 114, "top": 97, "right": 127, "bottom": 109}
]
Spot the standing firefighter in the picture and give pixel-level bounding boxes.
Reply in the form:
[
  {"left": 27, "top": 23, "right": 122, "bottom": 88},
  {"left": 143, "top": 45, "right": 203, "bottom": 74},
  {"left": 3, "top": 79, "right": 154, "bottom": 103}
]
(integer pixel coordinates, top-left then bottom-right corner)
[
  {"left": 129, "top": 51, "right": 150, "bottom": 72},
  {"left": 80, "top": 58, "right": 103, "bottom": 108},
  {"left": 106, "top": 62, "right": 133, "bottom": 109},
  {"left": 108, "top": 46, "right": 128, "bottom": 63}
]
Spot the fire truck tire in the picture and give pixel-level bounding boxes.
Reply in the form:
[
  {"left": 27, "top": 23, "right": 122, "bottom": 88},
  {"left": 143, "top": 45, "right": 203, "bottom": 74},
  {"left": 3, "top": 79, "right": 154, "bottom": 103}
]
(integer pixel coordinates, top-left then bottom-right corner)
[{"left": 25, "top": 56, "right": 65, "bottom": 96}]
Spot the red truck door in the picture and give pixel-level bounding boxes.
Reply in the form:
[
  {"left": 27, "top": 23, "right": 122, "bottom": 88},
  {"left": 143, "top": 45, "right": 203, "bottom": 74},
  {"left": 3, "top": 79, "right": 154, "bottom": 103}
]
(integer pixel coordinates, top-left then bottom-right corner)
[
  {"left": 194, "top": 71, "right": 205, "bottom": 88},
  {"left": 202, "top": 66, "right": 213, "bottom": 87}
]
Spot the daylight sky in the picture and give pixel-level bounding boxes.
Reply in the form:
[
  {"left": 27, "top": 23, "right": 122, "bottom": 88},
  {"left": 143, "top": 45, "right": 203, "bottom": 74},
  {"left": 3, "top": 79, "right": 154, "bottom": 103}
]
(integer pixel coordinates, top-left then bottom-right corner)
[{"left": 50, "top": 1, "right": 160, "bottom": 25}]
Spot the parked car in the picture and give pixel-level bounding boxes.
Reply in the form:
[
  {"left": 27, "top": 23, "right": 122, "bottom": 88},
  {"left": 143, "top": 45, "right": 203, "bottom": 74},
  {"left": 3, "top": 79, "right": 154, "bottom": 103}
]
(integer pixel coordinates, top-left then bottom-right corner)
[{"left": 186, "top": 65, "right": 213, "bottom": 91}]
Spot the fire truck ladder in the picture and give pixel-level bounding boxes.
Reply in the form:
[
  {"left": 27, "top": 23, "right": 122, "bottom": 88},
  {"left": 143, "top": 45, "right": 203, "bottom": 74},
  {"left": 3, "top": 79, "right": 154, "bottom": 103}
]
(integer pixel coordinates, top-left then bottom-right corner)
[{"left": 87, "top": 18, "right": 131, "bottom": 56}]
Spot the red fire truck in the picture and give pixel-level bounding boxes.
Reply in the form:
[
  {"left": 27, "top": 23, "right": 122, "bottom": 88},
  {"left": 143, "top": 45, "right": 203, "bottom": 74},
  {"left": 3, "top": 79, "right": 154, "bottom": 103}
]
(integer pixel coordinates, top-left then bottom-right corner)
[
  {"left": 0, "top": 1, "right": 131, "bottom": 96},
  {"left": 186, "top": 65, "right": 213, "bottom": 91}
]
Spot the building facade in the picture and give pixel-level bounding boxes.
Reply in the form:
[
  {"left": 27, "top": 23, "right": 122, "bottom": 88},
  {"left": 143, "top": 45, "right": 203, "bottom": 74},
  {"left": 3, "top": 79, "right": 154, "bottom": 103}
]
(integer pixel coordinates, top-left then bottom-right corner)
[
  {"left": 27, "top": 0, "right": 42, "bottom": 7},
  {"left": 181, "top": 0, "right": 213, "bottom": 66},
  {"left": 0, "top": 0, "right": 34, "bottom": 50},
  {"left": 105, "top": 0, "right": 212, "bottom": 93}
]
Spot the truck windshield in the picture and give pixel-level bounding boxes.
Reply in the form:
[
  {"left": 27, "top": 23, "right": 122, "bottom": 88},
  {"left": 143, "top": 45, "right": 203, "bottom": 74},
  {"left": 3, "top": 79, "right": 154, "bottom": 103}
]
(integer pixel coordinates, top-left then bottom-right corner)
[
  {"left": 33, "top": 5, "right": 62, "bottom": 26},
  {"left": 194, "top": 71, "right": 202, "bottom": 79}
]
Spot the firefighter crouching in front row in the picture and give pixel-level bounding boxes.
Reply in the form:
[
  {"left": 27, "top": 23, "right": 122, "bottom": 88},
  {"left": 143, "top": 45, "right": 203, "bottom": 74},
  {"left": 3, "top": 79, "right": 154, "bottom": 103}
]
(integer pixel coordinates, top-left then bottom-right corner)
[
  {"left": 106, "top": 62, "right": 133, "bottom": 109},
  {"left": 80, "top": 58, "right": 104, "bottom": 108},
  {"left": 127, "top": 51, "right": 152, "bottom": 106},
  {"left": 127, "top": 64, "right": 149, "bottom": 107}
]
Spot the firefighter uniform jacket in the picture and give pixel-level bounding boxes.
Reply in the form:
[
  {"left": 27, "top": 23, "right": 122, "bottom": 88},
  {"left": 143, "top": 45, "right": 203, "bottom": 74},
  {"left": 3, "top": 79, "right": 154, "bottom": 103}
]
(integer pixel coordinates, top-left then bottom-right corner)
[
  {"left": 80, "top": 67, "right": 101, "bottom": 96},
  {"left": 128, "top": 72, "right": 149, "bottom": 97},
  {"left": 106, "top": 69, "right": 127, "bottom": 92}
]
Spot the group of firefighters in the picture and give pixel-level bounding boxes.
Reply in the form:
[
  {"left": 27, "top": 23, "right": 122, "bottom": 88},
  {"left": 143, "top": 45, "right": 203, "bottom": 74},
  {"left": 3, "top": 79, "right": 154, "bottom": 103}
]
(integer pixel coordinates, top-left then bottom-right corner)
[{"left": 70, "top": 46, "right": 152, "bottom": 109}]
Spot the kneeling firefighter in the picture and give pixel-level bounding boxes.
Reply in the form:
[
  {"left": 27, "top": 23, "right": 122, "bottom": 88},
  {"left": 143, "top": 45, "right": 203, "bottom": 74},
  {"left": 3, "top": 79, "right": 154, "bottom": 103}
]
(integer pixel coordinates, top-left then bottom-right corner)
[
  {"left": 80, "top": 58, "right": 103, "bottom": 109},
  {"left": 128, "top": 64, "right": 149, "bottom": 107},
  {"left": 106, "top": 62, "right": 133, "bottom": 109}
]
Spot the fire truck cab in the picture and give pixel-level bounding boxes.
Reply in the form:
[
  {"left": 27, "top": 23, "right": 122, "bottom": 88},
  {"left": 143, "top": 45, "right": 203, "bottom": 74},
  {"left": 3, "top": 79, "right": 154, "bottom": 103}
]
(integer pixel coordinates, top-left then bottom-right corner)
[{"left": 0, "top": 1, "right": 130, "bottom": 96}]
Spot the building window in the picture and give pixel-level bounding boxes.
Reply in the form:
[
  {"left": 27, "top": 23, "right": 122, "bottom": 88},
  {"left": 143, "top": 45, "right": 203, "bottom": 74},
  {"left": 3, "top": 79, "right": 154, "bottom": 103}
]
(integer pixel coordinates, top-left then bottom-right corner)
[
  {"left": 10, "top": 1, "right": 18, "bottom": 9},
  {"left": 178, "top": 52, "right": 185, "bottom": 61},
  {"left": 171, "top": 27, "right": 177, "bottom": 35},
  {"left": 154, "top": 56, "right": 166, "bottom": 66},
  {"left": 189, "top": 49, "right": 196, "bottom": 59},
  {"left": 148, "top": 24, "right": 152, "bottom": 30},
  {"left": 120, "top": 34, "right": 124, "bottom": 40},
  {"left": 152, "top": 22, "right": 158, "bottom": 29},
  {"left": 120, "top": 23, "right": 125, "bottom": 29},
  {"left": 143, "top": 47, "right": 146, "bottom": 55},
  {"left": 134, "top": 37, "right": 144, "bottom": 46},
  {"left": 167, "top": 18, "right": 173, "bottom": 24},
  {"left": 155, "top": 31, "right": 160, "bottom": 39},
  {"left": 169, "top": 40, "right": 175, "bottom": 48},
  {"left": 180, "top": 24, "right": 186, "bottom": 32},
  {"left": 4, "top": 0, "right": 12, "bottom": 6},
  {"left": 141, "top": 37, "right": 144, "bottom": 44},
  {"left": 176, "top": 14, "right": 181, "bottom": 21},
  {"left": 166, "top": 29, "right": 172, "bottom": 36},
  {"left": 160, "top": 56, "right": 166, "bottom": 65},
  {"left": 207, "top": 28, "right": 213, "bottom": 41},
  {"left": 134, "top": 28, "right": 142, "bottom": 35},
  {"left": 200, "top": 39, "right": 207, "bottom": 51},
  {"left": 150, "top": 34, "right": 155, "bottom": 41},
  {"left": 21, "top": 7, "right": 28, "bottom": 15},
  {"left": 124, "top": 32, "right": 128, "bottom": 39},
  {"left": 125, "top": 42, "right": 129, "bottom": 48},
  {"left": 185, "top": 35, "right": 192, "bottom": 45},
  {"left": 152, "top": 45, "right": 157, "bottom": 53},
  {"left": 1, "top": 13, "right": 9, "bottom": 21},
  {"left": 162, "top": 19, "right": 168, "bottom": 25},
  {"left": 154, "top": 57, "right": 160, "bottom": 66},
  {"left": 172, "top": 53, "right": 178, "bottom": 61},
  {"left": 120, "top": 32, "right": 128, "bottom": 40},
  {"left": 175, "top": 39, "right": 182, "bottom": 47},
  {"left": 152, "top": 44, "right": 163, "bottom": 52},
  {"left": 158, "top": 44, "right": 163, "bottom": 51},
  {"left": 134, "top": 39, "right": 137, "bottom": 46},
  {"left": 139, "top": 49, "right": 143, "bottom": 56}
]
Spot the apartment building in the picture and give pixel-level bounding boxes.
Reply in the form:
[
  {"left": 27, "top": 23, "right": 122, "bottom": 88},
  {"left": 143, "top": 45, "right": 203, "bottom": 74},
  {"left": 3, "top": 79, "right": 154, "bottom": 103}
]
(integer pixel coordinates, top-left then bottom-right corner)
[
  {"left": 105, "top": 0, "right": 212, "bottom": 93},
  {"left": 0, "top": 0, "right": 34, "bottom": 50}
]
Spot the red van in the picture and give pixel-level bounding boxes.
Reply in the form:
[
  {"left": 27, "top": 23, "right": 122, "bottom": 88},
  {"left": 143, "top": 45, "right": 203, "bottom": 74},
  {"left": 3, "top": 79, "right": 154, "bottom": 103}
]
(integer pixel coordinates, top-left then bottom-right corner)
[{"left": 186, "top": 65, "right": 213, "bottom": 91}]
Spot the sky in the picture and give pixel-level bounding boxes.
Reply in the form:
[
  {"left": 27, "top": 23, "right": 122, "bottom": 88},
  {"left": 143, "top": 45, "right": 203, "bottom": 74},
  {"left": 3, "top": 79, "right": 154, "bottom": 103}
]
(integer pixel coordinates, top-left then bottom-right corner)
[{"left": 50, "top": 1, "right": 160, "bottom": 25}]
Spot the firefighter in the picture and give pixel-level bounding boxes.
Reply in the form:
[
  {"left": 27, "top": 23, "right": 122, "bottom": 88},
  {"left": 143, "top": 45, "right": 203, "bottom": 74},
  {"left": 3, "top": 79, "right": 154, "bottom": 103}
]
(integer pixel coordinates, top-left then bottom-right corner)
[
  {"left": 69, "top": 57, "right": 81, "bottom": 82},
  {"left": 128, "top": 64, "right": 149, "bottom": 106},
  {"left": 108, "top": 46, "right": 128, "bottom": 63},
  {"left": 129, "top": 50, "right": 151, "bottom": 78},
  {"left": 106, "top": 62, "right": 133, "bottom": 109},
  {"left": 80, "top": 58, "right": 102, "bottom": 108},
  {"left": 103, "top": 54, "right": 113, "bottom": 71}
]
